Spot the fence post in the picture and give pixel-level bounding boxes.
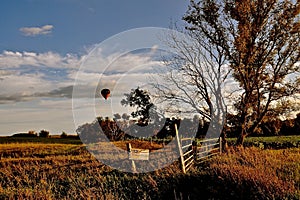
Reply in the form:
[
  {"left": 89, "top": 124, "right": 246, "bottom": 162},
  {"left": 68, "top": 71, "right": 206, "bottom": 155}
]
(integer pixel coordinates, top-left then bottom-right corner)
[
  {"left": 175, "top": 124, "right": 186, "bottom": 173},
  {"left": 219, "top": 137, "right": 222, "bottom": 154},
  {"left": 192, "top": 140, "right": 197, "bottom": 161},
  {"left": 127, "top": 143, "right": 137, "bottom": 173}
]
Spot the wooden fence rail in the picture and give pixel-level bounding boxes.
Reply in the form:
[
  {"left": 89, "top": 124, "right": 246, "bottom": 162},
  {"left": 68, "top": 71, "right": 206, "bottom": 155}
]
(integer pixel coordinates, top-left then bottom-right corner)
[
  {"left": 175, "top": 124, "right": 222, "bottom": 173},
  {"left": 125, "top": 124, "right": 222, "bottom": 173}
]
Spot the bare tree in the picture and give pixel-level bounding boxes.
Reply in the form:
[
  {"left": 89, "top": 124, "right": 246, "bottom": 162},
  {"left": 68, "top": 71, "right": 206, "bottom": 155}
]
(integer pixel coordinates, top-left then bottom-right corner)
[
  {"left": 183, "top": 0, "right": 300, "bottom": 145},
  {"left": 152, "top": 27, "right": 228, "bottom": 144}
]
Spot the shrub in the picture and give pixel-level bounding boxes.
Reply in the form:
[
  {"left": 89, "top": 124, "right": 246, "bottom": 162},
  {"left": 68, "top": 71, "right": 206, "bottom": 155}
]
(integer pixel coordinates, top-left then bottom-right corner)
[
  {"left": 61, "top": 131, "right": 67, "bottom": 138},
  {"left": 39, "top": 130, "right": 50, "bottom": 138}
]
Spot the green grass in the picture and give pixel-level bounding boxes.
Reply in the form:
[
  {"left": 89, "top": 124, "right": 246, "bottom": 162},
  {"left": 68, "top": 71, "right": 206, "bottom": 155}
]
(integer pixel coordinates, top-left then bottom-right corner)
[
  {"left": 228, "top": 135, "right": 300, "bottom": 143},
  {"left": 227, "top": 135, "right": 300, "bottom": 148}
]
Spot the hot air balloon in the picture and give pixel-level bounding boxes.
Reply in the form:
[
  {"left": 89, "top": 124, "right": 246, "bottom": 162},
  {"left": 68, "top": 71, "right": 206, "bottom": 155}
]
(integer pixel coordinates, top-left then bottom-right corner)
[{"left": 101, "top": 89, "right": 110, "bottom": 100}]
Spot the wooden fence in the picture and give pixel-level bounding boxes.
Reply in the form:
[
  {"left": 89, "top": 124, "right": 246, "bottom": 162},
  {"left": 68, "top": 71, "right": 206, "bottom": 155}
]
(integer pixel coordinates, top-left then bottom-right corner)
[
  {"left": 126, "top": 124, "right": 222, "bottom": 173},
  {"left": 195, "top": 137, "right": 222, "bottom": 163},
  {"left": 175, "top": 124, "right": 222, "bottom": 173}
]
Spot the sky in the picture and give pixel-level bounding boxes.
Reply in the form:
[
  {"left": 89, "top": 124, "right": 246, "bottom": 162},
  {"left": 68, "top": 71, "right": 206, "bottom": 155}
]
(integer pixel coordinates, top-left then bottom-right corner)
[{"left": 0, "top": 0, "right": 190, "bottom": 136}]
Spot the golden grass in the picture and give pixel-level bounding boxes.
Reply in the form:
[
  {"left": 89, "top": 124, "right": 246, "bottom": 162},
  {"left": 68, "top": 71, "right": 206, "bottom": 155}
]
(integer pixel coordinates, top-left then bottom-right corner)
[
  {"left": 209, "top": 147, "right": 300, "bottom": 199},
  {"left": 0, "top": 141, "right": 299, "bottom": 199}
]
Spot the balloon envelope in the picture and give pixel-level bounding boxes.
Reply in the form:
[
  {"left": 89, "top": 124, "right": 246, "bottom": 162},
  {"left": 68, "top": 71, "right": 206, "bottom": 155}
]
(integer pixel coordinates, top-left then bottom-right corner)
[{"left": 101, "top": 89, "right": 110, "bottom": 100}]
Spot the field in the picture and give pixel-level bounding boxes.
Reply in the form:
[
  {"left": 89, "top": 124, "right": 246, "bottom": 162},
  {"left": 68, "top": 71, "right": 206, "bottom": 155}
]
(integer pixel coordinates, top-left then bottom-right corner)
[
  {"left": 0, "top": 136, "right": 82, "bottom": 145},
  {"left": 0, "top": 136, "right": 299, "bottom": 199},
  {"left": 227, "top": 135, "right": 300, "bottom": 149}
]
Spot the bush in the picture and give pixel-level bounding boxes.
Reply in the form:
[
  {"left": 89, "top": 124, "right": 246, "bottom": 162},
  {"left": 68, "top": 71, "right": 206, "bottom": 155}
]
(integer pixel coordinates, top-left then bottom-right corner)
[
  {"left": 39, "top": 130, "right": 50, "bottom": 138},
  {"left": 61, "top": 131, "right": 67, "bottom": 138}
]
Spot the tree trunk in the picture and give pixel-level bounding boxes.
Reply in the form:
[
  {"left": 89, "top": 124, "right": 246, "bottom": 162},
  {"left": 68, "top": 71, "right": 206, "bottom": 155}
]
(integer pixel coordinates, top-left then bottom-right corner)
[
  {"left": 236, "top": 130, "right": 247, "bottom": 146},
  {"left": 222, "top": 138, "right": 228, "bottom": 152},
  {"left": 220, "top": 130, "right": 228, "bottom": 152}
]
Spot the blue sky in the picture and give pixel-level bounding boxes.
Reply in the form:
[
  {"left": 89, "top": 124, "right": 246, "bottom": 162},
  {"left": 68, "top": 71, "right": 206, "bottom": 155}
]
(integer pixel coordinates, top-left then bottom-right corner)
[
  {"left": 0, "top": 0, "right": 188, "bottom": 54},
  {"left": 0, "top": 0, "right": 190, "bottom": 136}
]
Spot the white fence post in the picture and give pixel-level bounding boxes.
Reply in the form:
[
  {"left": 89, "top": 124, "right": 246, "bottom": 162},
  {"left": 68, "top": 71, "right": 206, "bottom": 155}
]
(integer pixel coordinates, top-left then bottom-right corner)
[
  {"left": 127, "top": 143, "right": 137, "bottom": 173},
  {"left": 175, "top": 124, "right": 186, "bottom": 173}
]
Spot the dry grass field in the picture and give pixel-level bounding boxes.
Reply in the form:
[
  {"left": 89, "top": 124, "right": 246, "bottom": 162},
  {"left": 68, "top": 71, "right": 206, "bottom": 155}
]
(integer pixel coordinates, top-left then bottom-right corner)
[{"left": 0, "top": 137, "right": 299, "bottom": 199}]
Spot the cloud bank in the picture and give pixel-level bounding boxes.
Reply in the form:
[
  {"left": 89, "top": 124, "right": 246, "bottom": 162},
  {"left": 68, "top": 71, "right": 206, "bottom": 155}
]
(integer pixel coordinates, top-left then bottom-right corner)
[
  {"left": 0, "top": 48, "right": 164, "bottom": 105},
  {"left": 0, "top": 47, "right": 167, "bottom": 135},
  {"left": 0, "top": 50, "right": 79, "bottom": 69}
]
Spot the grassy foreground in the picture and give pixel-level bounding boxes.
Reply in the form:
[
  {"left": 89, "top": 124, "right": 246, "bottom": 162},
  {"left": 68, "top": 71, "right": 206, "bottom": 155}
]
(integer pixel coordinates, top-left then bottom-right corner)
[
  {"left": 208, "top": 147, "right": 299, "bottom": 200},
  {"left": 0, "top": 140, "right": 299, "bottom": 199}
]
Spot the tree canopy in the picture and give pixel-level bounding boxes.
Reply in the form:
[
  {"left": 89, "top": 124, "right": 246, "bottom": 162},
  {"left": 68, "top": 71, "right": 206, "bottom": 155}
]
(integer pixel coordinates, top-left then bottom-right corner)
[
  {"left": 183, "top": 0, "right": 300, "bottom": 145},
  {"left": 121, "top": 87, "right": 155, "bottom": 126}
]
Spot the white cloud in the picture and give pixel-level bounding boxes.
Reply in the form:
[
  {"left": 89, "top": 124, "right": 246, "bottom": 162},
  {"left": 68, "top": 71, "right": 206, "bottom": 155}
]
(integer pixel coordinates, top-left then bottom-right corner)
[
  {"left": 0, "top": 70, "right": 14, "bottom": 76},
  {"left": 0, "top": 47, "right": 165, "bottom": 105},
  {"left": 0, "top": 50, "right": 80, "bottom": 69},
  {"left": 0, "top": 72, "right": 63, "bottom": 104},
  {"left": 0, "top": 73, "right": 49, "bottom": 95},
  {"left": 78, "top": 46, "right": 164, "bottom": 73},
  {"left": 106, "top": 53, "right": 163, "bottom": 74},
  {"left": 19, "top": 24, "right": 54, "bottom": 36},
  {"left": 0, "top": 47, "right": 170, "bottom": 135}
]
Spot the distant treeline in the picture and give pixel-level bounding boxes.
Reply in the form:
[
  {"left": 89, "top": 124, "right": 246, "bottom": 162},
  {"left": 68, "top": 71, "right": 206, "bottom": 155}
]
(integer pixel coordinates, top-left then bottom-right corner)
[
  {"left": 13, "top": 112, "right": 299, "bottom": 142},
  {"left": 11, "top": 130, "right": 79, "bottom": 139},
  {"left": 77, "top": 116, "right": 194, "bottom": 143},
  {"left": 76, "top": 112, "right": 300, "bottom": 143},
  {"left": 224, "top": 113, "right": 300, "bottom": 137}
]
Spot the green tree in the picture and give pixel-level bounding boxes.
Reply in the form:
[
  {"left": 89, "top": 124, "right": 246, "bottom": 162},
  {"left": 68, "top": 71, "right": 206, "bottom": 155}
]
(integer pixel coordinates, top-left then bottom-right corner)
[
  {"left": 28, "top": 130, "right": 37, "bottom": 136},
  {"left": 120, "top": 87, "right": 165, "bottom": 138},
  {"left": 76, "top": 120, "right": 104, "bottom": 143},
  {"left": 39, "top": 130, "right": 50, "bottom": 138},
  {"left": 121, "top": 87, "right": 155, "bottom": 126},
  {"left": 184, "top": 0, "right": 300, "bottom": 145},
  {"left": 61, "top": 131, "right": 68, "bottom": 138},
  {"left": 113, "top": 113, "right": 122, "bottom": 121}
]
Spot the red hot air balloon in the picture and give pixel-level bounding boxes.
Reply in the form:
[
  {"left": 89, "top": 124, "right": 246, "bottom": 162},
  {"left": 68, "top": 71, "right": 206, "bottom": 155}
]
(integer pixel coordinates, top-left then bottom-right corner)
[{"left": 101, "top": 89, "right": 110, "bottom": 100}]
